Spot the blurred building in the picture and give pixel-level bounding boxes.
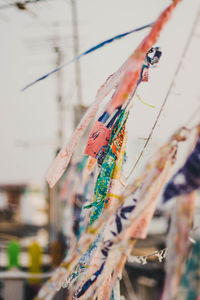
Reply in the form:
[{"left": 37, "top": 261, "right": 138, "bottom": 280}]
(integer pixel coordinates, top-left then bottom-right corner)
[
  {"left": 0, "top": 184, "right": 48, "bottom": 242},
  {"left": 0, "top": 184, "right": 27, "bottom": 223}
]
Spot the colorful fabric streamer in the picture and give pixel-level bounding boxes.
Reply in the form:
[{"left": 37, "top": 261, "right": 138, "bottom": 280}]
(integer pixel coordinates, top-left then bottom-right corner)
[
  {"left": 162, "top": 192, "right": 196, "bottom": 300},
  {"left": 85, "top": 109, "right": 128, "bottom": 225},
  {"left": 46, "top": 1, "right": 178, "bottom": 188},
  {"left": 62, "top": 234, "right": 102, "bottom": 291},
  {"left": 84, "top": 107, "right": 122, "bottom": 160},
  {"left": 84, "top": 120, "right": 113, "bottom": 159},
  {"left": 163, "top": 134, "right": 200, "bottom": 202},
  {"left": 22, "top": 23, "right": 153, "bottom": 91},
  {"left": 104, "top": 132, "right": 127, "bottom": 211},
  {"left": 106, "top": 1, "right": 180, "bottom": 115},
  {"left": 84, "top": 46, "right": 161, "bottom": 161}
]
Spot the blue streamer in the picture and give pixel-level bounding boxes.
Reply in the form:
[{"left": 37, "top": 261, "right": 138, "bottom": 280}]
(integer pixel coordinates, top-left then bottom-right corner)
[
  {"left": 22, "top": 22, "right": 153, "bottom": 91},
  {"left": 163, "top": 137, "right": 200, "bottom": 203}
]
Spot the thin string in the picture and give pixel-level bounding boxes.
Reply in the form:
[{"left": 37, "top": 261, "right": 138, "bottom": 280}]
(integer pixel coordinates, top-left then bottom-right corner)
[
  {"left": 136, "top": 93, "right": 155, "bottom": 109},
  {"left": 21, "top": 23, "right": 153, "bottom": 91},
  {"left": 126, "top": 8, "right": 200, "bottom": 180},
  {"left": 0, "top": 0, "right": 48, "bottom": 10}
]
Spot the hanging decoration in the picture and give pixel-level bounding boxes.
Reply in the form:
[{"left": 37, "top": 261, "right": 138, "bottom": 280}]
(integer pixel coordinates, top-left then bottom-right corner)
[
  {"left": 163, "top": 129, "right": 200, "bottom": 203},
  {"left": 45, "top": 0, "right": 178, "bottom": 188},
  {"left": 84, "top": 47, "right": 161, "bottom": 160},
  {"left": 71, "top": 128, "right": 185, "bottom": 299},
  {"left": 85, "top": 108, "right": 128, "bottom": 224},
  {"left": 162, "top": 192, "right": 196, "bottom": 300},
  {"left": 22, "top": 23, "right": 153, "bottom": 91},
  {"left": 33, "top": 2, "right": 200, "bottom": 300}
]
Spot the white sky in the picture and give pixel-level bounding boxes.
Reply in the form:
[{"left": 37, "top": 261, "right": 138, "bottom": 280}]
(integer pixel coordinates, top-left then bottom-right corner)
[{"left": 0, "top": 0, "right": 200, "bottom": 185}]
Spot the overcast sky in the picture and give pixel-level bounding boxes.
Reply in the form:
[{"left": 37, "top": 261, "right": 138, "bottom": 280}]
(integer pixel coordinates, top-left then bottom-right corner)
[{"left": 0, "top": 0, "right": 200, "bottom": 186}]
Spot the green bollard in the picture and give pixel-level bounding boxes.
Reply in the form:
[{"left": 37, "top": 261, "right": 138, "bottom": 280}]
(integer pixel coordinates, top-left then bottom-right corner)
[{"left": 7, "top": 240, "right": 21, "bottom": 269}]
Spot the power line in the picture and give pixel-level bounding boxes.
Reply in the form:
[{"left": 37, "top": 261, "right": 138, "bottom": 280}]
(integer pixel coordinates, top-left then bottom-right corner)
[{"left": 0, "top": 0, "right": 49, "bottom": 10}]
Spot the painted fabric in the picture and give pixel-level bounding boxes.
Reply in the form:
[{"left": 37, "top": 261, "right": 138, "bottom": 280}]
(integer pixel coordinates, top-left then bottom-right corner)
[
  {"left": 162, "top": 192, "right": 196, "bottom": 300},
  {"left": 87, "top": 157, "right": 97, "bottom": 174},
  {"left": 74, "top": 239, "right": 134, "bottom": 299},
  {"left": 85, "top": 109, "right": 129, "bottom": 225},
  {"left": 62, "top": 234, "right": 102, "bottom": 290},
  {"left": 84, "top": 107, "right": 122, "bottom": 159},
  {"left": 106, "top": 1, "right": 180, "bottom": 115},
  {"left": 84, "top": 47, "right": 162, "bottom": 162},
  {"left": 61, "top": 135, "right": 127, "bottom": 298},
  {"left": 84, "top": 120, "right": 113, "bottom": 158},
  {"left": 104, "top": 133, "right": 127, "bottom": 211},
  {"left": 163, "top": 136, "right": 200, "bottom": 202}
]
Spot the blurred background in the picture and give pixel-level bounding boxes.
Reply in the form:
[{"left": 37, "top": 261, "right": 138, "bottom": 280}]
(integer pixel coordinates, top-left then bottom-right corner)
[{"left": 1, "top": 0, "right": 200, "bottom": 299}]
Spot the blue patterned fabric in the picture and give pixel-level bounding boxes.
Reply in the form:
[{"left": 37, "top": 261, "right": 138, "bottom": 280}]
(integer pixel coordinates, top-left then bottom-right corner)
[{"left": 163, "top": 137, "right": 200, "bottom": 202}]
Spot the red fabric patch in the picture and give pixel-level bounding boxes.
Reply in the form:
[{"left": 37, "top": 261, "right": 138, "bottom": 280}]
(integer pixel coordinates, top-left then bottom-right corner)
[
  {"left": 84, "top": 121, "right": 112, "bottom": 158},
  {"left": 142, "top": 68, "right": 149, "bottom": 82}
]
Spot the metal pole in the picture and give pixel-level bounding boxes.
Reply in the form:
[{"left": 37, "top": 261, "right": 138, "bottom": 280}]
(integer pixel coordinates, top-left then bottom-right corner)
[
  {"left": 54, "top": 42, "right": 64, "bottom": 150},
  {"left": 49, "top": 30, "right": 64, "bottom": 244},
  {"left": 71, "top": 0, "right": 83, "bottom": 108}
]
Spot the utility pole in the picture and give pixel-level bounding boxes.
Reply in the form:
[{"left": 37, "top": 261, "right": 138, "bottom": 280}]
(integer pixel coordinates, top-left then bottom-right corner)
[
  {"left": 70, "top": 0, "right": 88, "bottom": 130},
  {"left": 49, "top": 29, "right": 64, "bottom": 243},
  {"left": 71, "top": 0, "right": 83, "bottom": 108},
  {"left": 54, "top": 37, "right": 64, "bottom": 150}
]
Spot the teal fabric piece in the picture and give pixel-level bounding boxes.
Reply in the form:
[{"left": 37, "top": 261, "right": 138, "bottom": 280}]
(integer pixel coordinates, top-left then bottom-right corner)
[
  {"left": 89, "top": 151, "right": 115, "bottom": 224},
  {"left": 77, "top": 155, "right": 88, "bottom": 172},
  {"left": 110, "top": 290, "right": 114, "bottom": 300},
  {"left": 180, "top": 240, "right": 200, "bottom": 300},
  {"left": 86, "top": 109, "right": 129, "bottom": 225}
]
